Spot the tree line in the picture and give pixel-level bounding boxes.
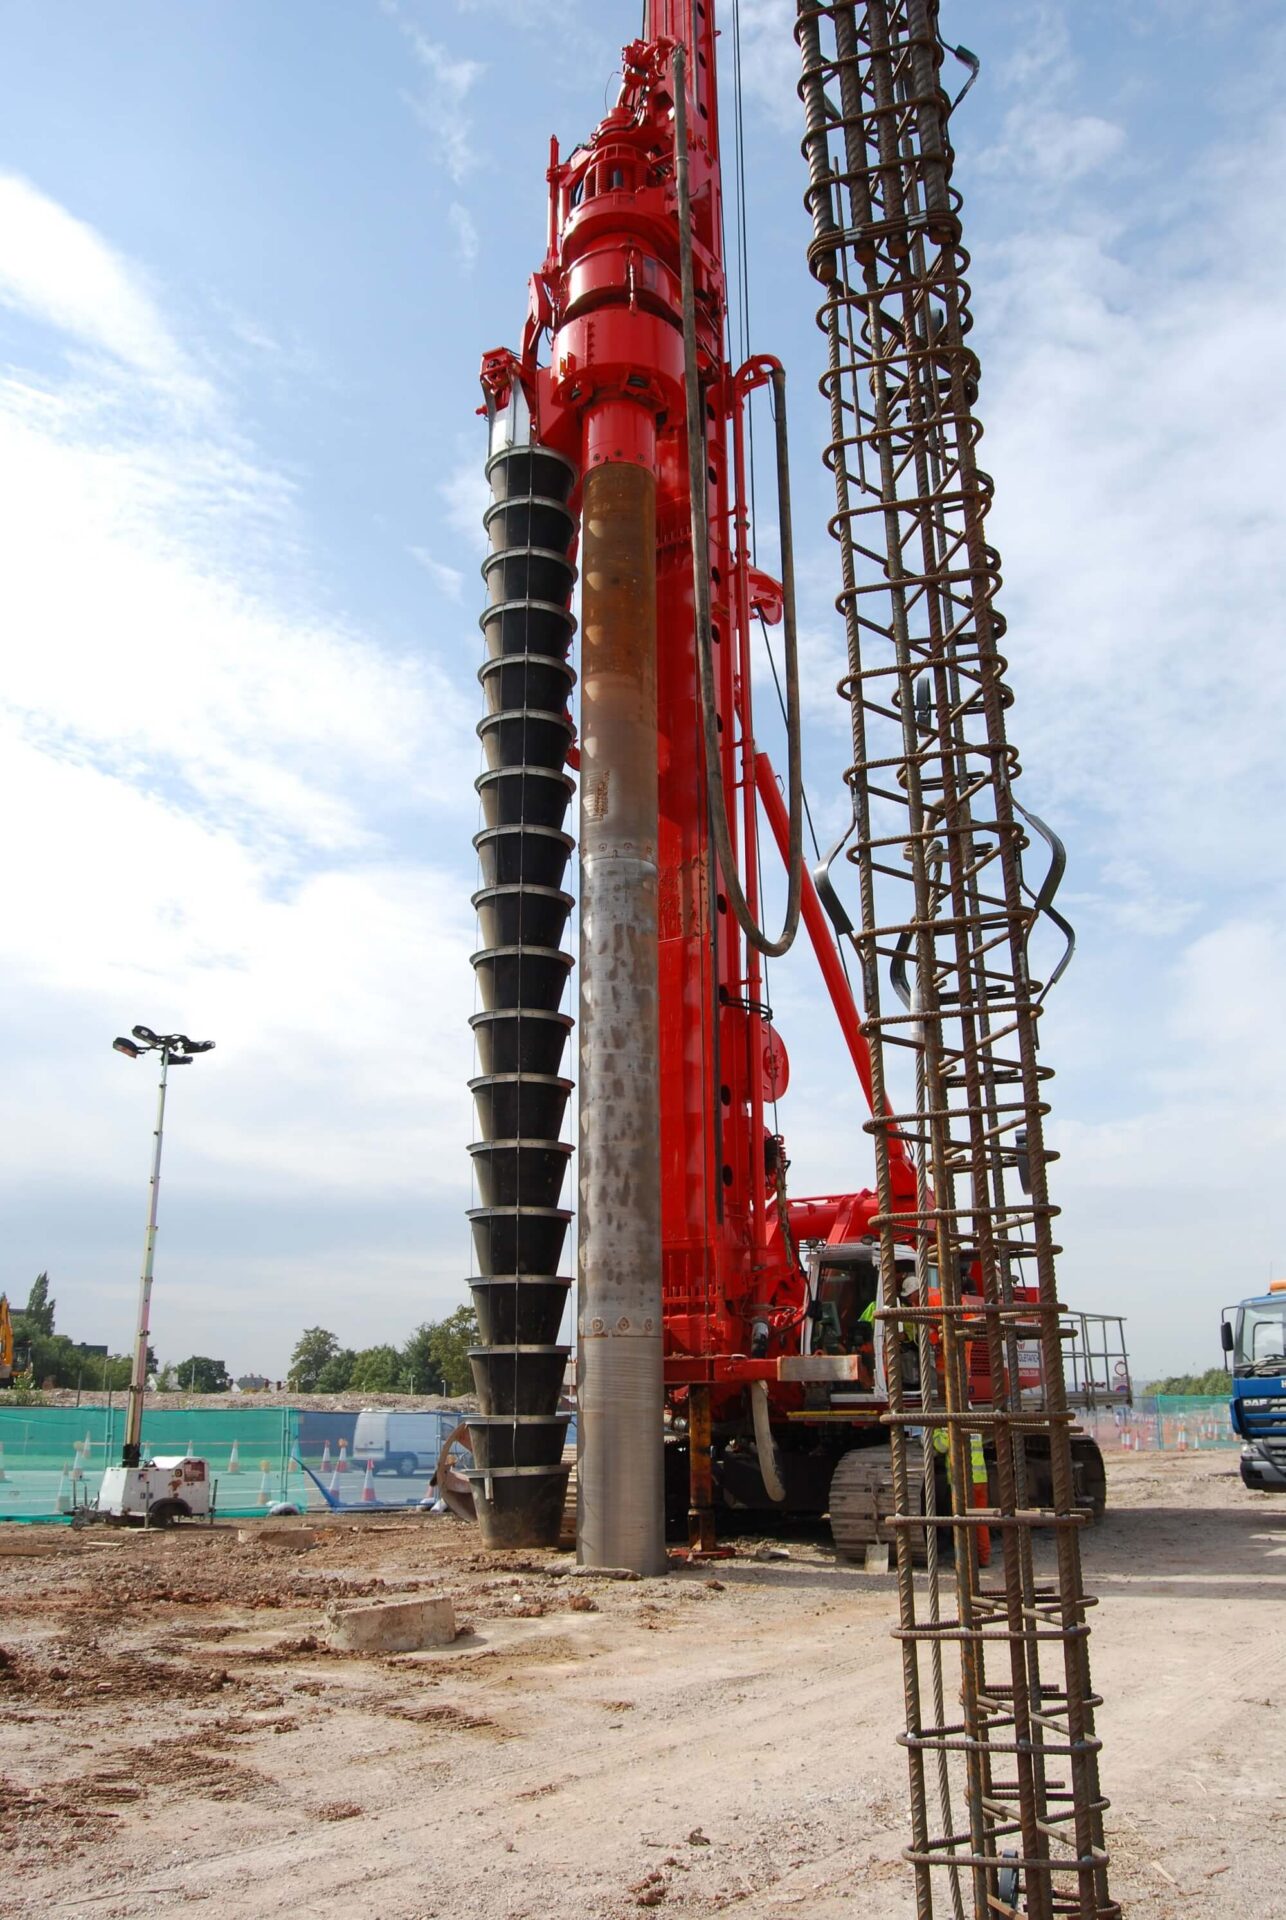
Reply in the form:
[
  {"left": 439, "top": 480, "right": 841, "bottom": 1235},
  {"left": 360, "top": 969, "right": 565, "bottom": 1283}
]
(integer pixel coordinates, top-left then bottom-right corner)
[
  {"left": 1142, "top": 1367, "right": 1230, "bottom": 1397},
  {"left": 10, "top": 1268, "right": 1227, "bottom": 1404},
  {"left": 287, "top": 1307, "right": 478, "bottom": 1397},
  {"left": 3, "top": 1273, "right": 225, "bottom": 1393},
  {"left": 4, "top": 1275, "right": 479, "bottom": 1399}
]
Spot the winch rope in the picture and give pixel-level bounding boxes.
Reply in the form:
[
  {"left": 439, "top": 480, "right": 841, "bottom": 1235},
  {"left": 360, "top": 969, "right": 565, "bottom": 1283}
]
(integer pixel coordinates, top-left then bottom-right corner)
[{"left": 674, "top": 43, "right": 805, "bottom": 960}]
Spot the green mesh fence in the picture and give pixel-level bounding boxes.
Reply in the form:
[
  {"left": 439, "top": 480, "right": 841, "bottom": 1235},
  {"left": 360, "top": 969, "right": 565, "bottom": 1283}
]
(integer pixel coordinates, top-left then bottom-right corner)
[
  {"left": 0, "top": 1404, "right": 295, "bottom": 1521},
  {"left": 1077, "top": 1394, "right": 1237, "bottom": 1453},
  {"left": 1153, "top": 1393, "right": 1237, "bottom": 1451},
  {"left": 0, "top": 1403, "right": 461, "bottom": 1521}
]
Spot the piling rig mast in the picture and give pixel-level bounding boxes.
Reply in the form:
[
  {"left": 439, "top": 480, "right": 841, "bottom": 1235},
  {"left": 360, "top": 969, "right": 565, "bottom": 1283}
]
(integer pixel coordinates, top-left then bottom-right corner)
[{"left": 463, "top": 4, "right": 1115, "bottom": 1912}]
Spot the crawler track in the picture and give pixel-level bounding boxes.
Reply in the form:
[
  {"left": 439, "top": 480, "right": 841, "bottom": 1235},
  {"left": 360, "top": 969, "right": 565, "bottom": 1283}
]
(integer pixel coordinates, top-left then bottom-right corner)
[{"left": 828, "top": 1446, "right": 926, "bottom": 1564}]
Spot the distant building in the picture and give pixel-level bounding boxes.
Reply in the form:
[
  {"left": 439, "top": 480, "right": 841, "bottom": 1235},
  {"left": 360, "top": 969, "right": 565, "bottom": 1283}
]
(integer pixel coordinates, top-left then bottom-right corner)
[{"left": 236, "top": 1373, "right": 270, "bottom": 1391}]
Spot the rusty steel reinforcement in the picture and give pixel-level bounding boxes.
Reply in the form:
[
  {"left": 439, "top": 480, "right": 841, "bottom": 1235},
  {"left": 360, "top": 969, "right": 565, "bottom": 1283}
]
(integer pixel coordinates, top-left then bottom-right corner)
[{"left": 795, "top": 5, "right": 1116, "bottom": 1918}]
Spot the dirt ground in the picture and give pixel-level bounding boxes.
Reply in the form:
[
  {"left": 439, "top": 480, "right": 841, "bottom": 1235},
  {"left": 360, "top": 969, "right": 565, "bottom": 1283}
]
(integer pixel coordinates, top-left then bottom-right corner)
[{"left": 0, "top": 1449, "right": 1280, "bottom": 1919}]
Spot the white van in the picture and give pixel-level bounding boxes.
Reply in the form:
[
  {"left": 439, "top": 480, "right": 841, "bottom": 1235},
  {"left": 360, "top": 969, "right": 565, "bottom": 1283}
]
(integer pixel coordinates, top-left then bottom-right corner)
[{"left": 351, "top": 1410, "right": 453, "bottom": 1478}]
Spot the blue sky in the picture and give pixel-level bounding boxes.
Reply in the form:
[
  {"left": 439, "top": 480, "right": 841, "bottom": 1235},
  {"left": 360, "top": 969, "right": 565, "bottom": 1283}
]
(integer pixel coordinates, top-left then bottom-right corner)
[{"left": 0, "top": 0, "right": 1281, "bottom": 1382}]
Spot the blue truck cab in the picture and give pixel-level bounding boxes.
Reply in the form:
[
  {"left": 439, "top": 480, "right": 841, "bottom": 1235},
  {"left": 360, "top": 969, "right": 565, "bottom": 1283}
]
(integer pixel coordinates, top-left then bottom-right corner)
[{"left": 1223, "top": 1282, "right": 1286, "bottom": 1490}]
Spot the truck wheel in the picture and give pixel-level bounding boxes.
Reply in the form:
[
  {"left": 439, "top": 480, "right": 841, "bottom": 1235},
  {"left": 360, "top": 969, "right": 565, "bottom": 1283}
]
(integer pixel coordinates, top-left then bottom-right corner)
[
  {"left": 1070, "top": 1437, "right": 1107, "bottom": 1523},
  {"left": 147, "top": 1499, "right": 190, "bottom": 1528},
  {"left": 394, "top": 1454, "right": 418, "bottom": 1479}
]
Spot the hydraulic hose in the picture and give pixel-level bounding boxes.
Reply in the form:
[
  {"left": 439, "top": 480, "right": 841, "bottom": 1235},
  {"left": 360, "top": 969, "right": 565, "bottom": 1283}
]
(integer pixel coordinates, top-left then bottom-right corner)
[
  {"left": 749, "top": 1379, "right": 787, "bottom": 1504},
  {"left": 673, "top": 44, "right": 803, "bottom": 959}
]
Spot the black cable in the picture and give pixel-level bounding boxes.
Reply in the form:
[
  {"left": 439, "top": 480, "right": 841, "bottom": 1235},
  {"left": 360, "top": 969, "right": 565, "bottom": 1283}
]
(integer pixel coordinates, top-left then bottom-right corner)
[
  {"left": 755, "top": 608, "right": 854, "bottom": 994},
  {"left": 676, "top": 45, "right": 802, "bottom": 960},
  {"left": 731, "top": 0, "right": 757, "bottom": 535}
]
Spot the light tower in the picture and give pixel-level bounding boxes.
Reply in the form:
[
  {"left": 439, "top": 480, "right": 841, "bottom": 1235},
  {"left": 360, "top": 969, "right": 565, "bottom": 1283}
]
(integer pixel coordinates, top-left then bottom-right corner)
[{"left": 112, "top": 1026, "right": 214, "bottom": 1468}]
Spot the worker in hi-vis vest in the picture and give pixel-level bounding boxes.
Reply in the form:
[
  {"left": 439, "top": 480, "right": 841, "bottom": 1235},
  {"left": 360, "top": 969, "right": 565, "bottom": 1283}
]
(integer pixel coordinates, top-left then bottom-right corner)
[{"left": 856, "top": 1295, "right": 877, "bottom": 1389}]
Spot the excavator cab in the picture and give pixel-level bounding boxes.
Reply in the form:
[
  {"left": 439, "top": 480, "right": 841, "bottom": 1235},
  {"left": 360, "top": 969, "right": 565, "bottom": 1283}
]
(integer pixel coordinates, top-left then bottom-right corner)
[
  {"left": 808, "top": 1251, "right": 876, "bottom": 1356},
  {"left": 803, "top": 1241, "right": 919, "bottom": 1397}
]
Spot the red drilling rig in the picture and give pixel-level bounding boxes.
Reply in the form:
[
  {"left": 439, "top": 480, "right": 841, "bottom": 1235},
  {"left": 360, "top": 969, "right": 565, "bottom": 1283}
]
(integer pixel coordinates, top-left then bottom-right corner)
[
  {"left": 465, "top": 8, "right": 1118, "bottom": 1909},
  {"left": 465, "top": 0, "right": 1109, "bottom": 1559}
]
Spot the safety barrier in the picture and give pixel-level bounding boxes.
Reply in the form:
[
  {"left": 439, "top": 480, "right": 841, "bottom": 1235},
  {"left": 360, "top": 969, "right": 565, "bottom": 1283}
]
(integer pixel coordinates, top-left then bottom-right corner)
[
  {"left": 1076, "top": 1394, "right": 1238, "bottom": 1453},
  {"left": 0, "top": 1393, "right": 1234, "bottom": 1521},
  {"left": 0, "top": 1404, "right": 468, "bottom": 1522}
]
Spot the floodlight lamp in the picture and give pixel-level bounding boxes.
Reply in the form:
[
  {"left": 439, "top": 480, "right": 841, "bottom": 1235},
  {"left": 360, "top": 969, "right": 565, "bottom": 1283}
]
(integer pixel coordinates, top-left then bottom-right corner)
[{"left": 113, "top": 1037, "right": 142, "bottom": 1059}]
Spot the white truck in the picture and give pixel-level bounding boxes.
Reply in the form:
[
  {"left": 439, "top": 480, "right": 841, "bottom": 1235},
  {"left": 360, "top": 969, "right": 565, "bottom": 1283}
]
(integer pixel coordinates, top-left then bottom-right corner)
[{"left": 351, "top": 1410, "right": 451, "bottom": 1478}]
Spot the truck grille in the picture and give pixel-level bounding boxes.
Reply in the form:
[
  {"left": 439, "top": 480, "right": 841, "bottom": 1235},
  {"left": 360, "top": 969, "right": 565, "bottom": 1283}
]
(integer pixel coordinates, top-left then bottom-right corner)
[{"left": 1242, "top": 1410, "right": 1286, "bottom": 1440}]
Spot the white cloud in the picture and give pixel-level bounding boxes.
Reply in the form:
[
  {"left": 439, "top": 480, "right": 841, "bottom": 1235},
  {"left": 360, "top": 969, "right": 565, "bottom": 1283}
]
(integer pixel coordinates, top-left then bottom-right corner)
[
  {"left": 384, "top": 6, "right": 485, "bottom": 184},
  {"left": 410, "top": 545, "right": 466, "bottom": 601},
  {"left": 994, "top": 2, "right": 1074, "bottom": 93},
  {"left": 223, "top": 310, "right": 280, "bottom": 356},
  {"left": 0, "top": 375, "right": 478, "bottom": 852},
  {"left": 0, "top": 172, "right": 213, "bottom": 414},
  {"left": 977, "top": 8, "right": 1125, "bottom": 187},
  {"left": 981, "top": 107, "right": 1125, "bottom": 184},
  {"left": 1048, "top": 915, "right": 1286, "bottom": 1361},
  {"left": 0, "top": 177, "right": 489, "bottom": 1368},
  {"left": 449, "top": 0, "right": 562, "bottom": 18},
  {"left": 973, "top": 99, "right": 1286, "bottom": 902},
  {"left": 449, "top": 199, "right": 479, "bottom": 272},
  {"left": 751, "top": 617, "right": 847, "bottom": 737},
  {"left": 726, "top": 0, "right": 798, "bottom": 130},
  {"left": 439, "top": 450, "right": 489, "bottom": 549},
  {"left": 0, "top": 727, "right": 477, "bottom": 1188}
]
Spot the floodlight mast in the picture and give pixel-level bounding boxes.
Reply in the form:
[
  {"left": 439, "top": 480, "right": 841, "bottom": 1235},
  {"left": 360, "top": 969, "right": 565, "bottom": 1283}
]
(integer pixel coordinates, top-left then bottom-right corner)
[{"left": 113, "top": 1028, "right": 214, "bottom": 1467}]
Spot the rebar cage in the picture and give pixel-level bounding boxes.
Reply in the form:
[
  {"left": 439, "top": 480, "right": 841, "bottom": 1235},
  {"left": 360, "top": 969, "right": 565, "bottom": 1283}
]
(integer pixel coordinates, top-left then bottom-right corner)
[{"left": 794, "top": 4, "right": 1116, "bottom": 1915}]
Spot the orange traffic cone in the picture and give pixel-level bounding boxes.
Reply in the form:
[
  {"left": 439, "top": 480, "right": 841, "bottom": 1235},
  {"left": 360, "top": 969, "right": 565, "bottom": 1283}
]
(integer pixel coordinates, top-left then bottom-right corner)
[
  {"left": 328, "top": 1465, "right": 341, "bottom": 1500},
  {"left": 336, "top": 1438, "right": 350, "bottom": 1474},
  {"left": 361, "top": 1459, "right": 376, "bottom": 1504},
  {"left": 258, "top": 1462, "right": 272, "bottom": 1507},
  {"left": 56, "top": 1464, "right": 72, "bottom": 1513},
  {"left": 227, "top": 1440, "right": 241, "bottom": 1474},
  {"left": 320, "top": 1441, "right": 331, "bottom": 1478},
  {"left": 69, "top": 1444, "right": 84, "bottom": 1484}
]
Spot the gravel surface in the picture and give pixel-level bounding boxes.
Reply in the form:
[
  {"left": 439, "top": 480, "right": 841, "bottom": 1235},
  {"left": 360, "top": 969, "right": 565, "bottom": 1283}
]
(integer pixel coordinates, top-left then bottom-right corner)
[{"left": 0, "top": 1450, "right": 1280, "bottom": 1918}]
